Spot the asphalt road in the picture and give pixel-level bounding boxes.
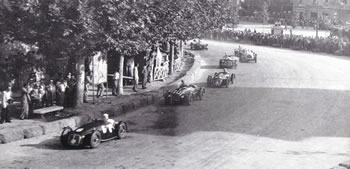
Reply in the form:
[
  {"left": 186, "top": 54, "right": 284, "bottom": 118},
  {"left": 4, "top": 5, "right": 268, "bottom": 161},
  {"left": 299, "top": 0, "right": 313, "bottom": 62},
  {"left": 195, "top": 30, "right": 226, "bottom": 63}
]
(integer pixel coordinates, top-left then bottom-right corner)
[{"left": 1, "top": 40, "right": 350, "bottom": 169}]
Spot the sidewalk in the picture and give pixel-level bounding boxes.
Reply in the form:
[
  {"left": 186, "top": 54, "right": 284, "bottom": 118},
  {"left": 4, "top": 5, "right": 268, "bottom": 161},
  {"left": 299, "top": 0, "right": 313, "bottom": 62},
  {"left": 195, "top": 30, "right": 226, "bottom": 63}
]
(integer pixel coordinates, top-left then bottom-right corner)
[{"left": 0, "top": 50, "right": 202, "bottom": 144}]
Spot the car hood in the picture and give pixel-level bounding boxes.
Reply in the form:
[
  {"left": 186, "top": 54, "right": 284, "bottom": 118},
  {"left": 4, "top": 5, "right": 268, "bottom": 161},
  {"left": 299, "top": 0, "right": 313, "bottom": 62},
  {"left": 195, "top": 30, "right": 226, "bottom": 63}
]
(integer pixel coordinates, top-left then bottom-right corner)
[{"left": 74, "top": 120, "right": 105, "bottom": 133}]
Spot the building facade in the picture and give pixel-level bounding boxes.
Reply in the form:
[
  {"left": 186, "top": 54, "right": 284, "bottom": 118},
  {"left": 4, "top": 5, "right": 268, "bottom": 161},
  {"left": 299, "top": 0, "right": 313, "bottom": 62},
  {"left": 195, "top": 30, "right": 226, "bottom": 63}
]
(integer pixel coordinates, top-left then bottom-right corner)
[{"left": 293, "top": 0, "right": 350, "bottom": 24}]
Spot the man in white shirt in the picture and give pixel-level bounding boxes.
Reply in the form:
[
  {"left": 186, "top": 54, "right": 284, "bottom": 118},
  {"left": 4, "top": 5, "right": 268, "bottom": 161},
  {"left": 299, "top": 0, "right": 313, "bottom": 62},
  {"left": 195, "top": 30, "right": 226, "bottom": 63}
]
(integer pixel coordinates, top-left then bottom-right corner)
[
  {"left": 1, "top": 85, "right": 13, "bottom": 123},
  {"left": 102, "top": 114, "right": 115, "bottom": 133},
  {"left": 112, "top": 71, "right": 120, "bottom": 96}
]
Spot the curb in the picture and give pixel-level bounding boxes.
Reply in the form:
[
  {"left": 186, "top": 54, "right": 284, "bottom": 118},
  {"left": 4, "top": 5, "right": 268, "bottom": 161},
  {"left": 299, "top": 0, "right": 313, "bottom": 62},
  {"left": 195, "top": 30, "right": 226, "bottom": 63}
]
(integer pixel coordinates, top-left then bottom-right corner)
[{"left": 0, "top": 50, "right": 202, "bottom": 144}]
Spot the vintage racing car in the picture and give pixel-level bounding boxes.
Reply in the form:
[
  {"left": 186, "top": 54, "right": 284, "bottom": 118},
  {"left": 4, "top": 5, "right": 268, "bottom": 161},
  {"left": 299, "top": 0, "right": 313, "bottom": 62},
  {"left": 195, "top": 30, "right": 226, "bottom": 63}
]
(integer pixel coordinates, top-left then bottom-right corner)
[
  {"left": 164, "top": 85, "right": 205, "bottom": 105},
  {"left": 207, "top": 72, "right": 235, "bottom": 88},
  {"left": 219, "top": 55, "right": 238, "bottom": 69},
  {"left": 60, "top": 118, "right": 127, "bottom": 149},
  {"left": 190, "top": 41, "right": 208, "bottom": 50},
  {"left": 234, "top": 47, "right": 257, "bottom": 63}
]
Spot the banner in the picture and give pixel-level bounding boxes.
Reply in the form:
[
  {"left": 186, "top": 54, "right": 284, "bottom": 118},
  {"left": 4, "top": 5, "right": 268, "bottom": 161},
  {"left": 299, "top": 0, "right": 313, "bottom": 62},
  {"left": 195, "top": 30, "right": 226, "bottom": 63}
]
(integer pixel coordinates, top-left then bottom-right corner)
[{"left": 90, "top": 51, "right": 107, "bottom": 85}]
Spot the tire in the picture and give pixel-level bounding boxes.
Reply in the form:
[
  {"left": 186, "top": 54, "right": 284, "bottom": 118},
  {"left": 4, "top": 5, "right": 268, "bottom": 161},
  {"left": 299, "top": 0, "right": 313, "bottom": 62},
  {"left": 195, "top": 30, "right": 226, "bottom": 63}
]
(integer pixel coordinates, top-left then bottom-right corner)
[
  {"left": 230, "top": 73, "right": 235, "bottom": 84},
  {"left": 164, "top": 96, "right": 170, "bottom": 105},
  {"left": 87, "top": 131, "right": 101, "bottom": 149},
  {"left": 199, "top": 88, "right": 204, "bottom": 100},
  {"left": 116, "top": 122, "right": 127, "bottom": 139},
  {"left": 60, "top": 127, "right": 72, "bottom": 146},
  {"left": 207, "top": 76, "right": 212, "bottom": 87},
  {"left": 184, "top": 94, "right": 192, "bottom": 105},
  {"left": 225, "top": 78, "right": 229, "bottom": 88},
  {"left": 254, "top": 57, "right": 257, "bottom": 63}
]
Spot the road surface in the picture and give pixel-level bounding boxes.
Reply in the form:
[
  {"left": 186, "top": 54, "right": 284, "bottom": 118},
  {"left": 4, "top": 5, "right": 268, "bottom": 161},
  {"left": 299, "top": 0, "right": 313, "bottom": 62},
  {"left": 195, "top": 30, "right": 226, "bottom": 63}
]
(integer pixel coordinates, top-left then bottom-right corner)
[{"left": 1, "top": 40, "right": 350, "bottom": 169}]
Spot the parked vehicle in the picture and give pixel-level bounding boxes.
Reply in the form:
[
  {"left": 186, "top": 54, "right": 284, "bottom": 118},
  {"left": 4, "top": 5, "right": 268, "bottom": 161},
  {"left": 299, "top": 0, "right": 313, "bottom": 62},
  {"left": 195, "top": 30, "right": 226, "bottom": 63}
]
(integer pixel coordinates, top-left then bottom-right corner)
[
  {"left": 219, "top": 55, "right": 238, "bottom": 69},
  {"left": 164, "top": 85, "right": 205, "bottom": 105},
  {"left": 60, "top": 119, "right": 127, "bottom": 149},
  {"left": 207, "top": 72, "right": 235, "bottom": 88}
]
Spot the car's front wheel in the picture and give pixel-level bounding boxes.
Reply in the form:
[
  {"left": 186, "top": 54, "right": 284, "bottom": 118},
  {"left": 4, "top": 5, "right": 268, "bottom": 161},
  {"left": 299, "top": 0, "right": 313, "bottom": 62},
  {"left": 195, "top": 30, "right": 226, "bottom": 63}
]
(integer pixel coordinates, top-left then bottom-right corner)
[
  {"left": 60, "top": 127, "right": 72, "bottom": 146},
  {"left": 184, "top": 94, "right": 192, "bottom": 105},
  {"left": 116, "top": 122, "right": 127, "bottom": 139},
  {"left": 87, "top": 131, "right": 101, "bottom": 149}
]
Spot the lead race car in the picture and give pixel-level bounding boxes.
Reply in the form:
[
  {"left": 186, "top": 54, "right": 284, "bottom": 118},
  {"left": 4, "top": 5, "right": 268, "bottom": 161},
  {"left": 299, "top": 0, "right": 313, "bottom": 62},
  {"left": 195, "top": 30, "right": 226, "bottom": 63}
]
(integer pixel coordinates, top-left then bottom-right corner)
[
  {"left": 60, "top": 115, "right": 127, "bottom": 149},
  {"left": 164, "top": 85, "right": 205, "bottom": 105},
  {"left": 234, "top": 47, "right": 257, "bottom": 63},
  {"left": 219, "top": 54, "right": 239, "bottom": 69},
  {"left": 207, "top": 71, "right": 235, "bottom": 88}
]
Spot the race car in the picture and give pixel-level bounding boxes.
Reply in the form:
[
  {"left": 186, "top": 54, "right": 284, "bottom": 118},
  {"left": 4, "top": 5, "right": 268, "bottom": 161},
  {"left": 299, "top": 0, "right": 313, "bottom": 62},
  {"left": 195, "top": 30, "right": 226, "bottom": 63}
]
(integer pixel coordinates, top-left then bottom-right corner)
[
  {"left": 234, "top": 47, "right": 257, "bottom": 63},
  {"left": 219, "top": 55, "right": 238, "bottom": 69},
  {"left": 207, "top": 72, "right": 235, "bottom": 88},
  {"left": 190, "top": 41, "right": 208, "bottom": 50},
  {"left": 60, "top": 118, "right": 127, "bottom": 149},
  {"left": 164, "top": 85, "right": 205, "bottom": 105}
]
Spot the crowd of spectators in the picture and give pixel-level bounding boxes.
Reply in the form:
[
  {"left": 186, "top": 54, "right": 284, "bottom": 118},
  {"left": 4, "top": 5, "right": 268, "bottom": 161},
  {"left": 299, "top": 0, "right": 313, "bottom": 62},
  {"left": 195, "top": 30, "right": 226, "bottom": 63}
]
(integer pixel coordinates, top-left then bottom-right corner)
[
  {"left": 207, "top": 29, "right": 349, "bottom": 56},
  {"left": 19, "top": 72, "right": 77, "bottom": 120}
]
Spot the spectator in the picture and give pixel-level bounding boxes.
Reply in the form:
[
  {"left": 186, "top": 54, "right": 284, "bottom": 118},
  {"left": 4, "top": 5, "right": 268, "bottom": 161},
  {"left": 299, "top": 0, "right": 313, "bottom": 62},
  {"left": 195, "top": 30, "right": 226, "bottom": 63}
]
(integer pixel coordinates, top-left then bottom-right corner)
[
  {"left": 46, "top": 79, "right": 56, "bottom": 106},
  {"left": 1, "top": 84, "right": 13, "bottom": 123},
  {"left": 84, "top": 72, "right": 92, "bottom": 103},
  {"left": 141, "top": 65, "right": 148, "bottom": 89},
  {"left": 56, "top": 80, "right": 66, "bottom": 107},
  {"left": 132, "top": 64, "right": 139, "bottom": 92},
  {"left": 112, "top": 71, "right": 120, "bottom": 96},
  {"left": 96, "top": 82, "right": 105, "bottom": 98},
  {"left": 20, "top": 83, "right": 31, "bottom": 120}
]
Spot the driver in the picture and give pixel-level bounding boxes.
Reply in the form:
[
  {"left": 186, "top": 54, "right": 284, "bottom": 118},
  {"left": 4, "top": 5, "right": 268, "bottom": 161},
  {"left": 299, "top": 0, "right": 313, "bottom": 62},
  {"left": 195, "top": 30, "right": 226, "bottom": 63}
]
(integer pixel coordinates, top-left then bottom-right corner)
[{"left": 103, "top": 114, "right": 115, "bottom": 133}]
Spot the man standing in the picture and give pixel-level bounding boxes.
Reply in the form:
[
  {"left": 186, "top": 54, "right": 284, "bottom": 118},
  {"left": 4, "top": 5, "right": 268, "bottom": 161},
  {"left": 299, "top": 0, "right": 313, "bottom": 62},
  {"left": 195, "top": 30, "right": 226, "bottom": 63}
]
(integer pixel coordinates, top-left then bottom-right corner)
[
  {"left": 84, "top": 72, "right": 92, "bottom": 103},
  {"left": 112, "top": 71, "right": 120, "bottom": 96},
  {"left": 46, "top": 80, "right": 56, "bottom": 106},
  {"left": 20, "top": 83, "right": 31, "bottom": 120},
  {"left": 132, "top": 64, "right": 139, "bottom": 92},
  {"left": 141, "top": 65, "right": 148, "bottom": 89},
  {"left": 1, "top": 85, "right": 13, "bottom": 123}
]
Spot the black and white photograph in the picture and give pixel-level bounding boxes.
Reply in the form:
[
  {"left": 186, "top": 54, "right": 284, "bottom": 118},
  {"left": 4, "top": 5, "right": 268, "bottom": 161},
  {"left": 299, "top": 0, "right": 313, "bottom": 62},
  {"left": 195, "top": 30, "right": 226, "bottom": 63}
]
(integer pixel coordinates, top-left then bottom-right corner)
[{"left": 0, "top": 0, "right": 350, "bottom": 168}]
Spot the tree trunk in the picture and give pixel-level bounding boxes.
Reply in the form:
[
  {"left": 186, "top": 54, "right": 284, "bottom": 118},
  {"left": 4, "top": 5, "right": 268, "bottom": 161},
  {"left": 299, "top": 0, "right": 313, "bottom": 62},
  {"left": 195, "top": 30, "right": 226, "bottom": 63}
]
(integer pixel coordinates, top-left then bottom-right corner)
[
  {"left": 118, "top": 54, "right": 124, "bottom": 95},
  {"left": 169, "top": 41, "right": 174, "bottom": 75},
  {"left": 74, "top": 56, "right": 85, "bottom": 107}
]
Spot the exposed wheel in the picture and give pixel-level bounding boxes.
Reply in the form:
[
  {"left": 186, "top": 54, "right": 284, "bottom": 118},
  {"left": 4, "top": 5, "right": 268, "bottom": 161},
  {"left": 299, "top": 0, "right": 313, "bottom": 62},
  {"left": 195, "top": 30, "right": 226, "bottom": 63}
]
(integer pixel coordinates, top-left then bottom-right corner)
[
  {"left": 60, "top": 127, "right": 72, "bottom": 146},
  {"left": 254, "top": 57, "right": 257, "bottom": 63},
  {"left": 184, "top": 94, "right": 192, "bottom": 105},
  {"left": 230, "top": 73, "right": 235, "bottom": 84},
  {"left": 199, "top": 88, "right": 205, "bottom": 100},
  {"left": 116, "top": 122, "right": 127, "bottom": 139},
  {"left": 225, "top": 78, "right": 229, "bottom": 88},
  {"left": 207, "top": 76, "right": 212, "bottom": 87},
  {"left": 164, "top": 96, "right": 171, "bottom": 105},
  {"left": 87, "top": 131, "right": 101, "bottom": 149}
]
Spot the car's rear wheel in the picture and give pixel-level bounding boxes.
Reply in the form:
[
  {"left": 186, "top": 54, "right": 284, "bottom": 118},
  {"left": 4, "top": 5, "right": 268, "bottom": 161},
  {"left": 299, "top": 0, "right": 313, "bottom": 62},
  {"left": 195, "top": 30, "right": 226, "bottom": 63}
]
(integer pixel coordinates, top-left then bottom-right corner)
[
  {"left": 225, "top": 78, "right": 229, "bottom": 88},
  {"left": 87, "top": 131, "right": 101, "bottom": 149},
  {"left": 185, "top": 94, "right": 192, "bottom": 105},
  {"left": 254, "top": 57, "right": 257, "bottom": 63},
  {"left": 230, "top": 73, "right": 235, "bottom": 84},
  {"left": 60, "top": 127, "right": 72, "bottom": 146},
  {"left": 116, "top": 122, "right": 127, "bottom": 139}
]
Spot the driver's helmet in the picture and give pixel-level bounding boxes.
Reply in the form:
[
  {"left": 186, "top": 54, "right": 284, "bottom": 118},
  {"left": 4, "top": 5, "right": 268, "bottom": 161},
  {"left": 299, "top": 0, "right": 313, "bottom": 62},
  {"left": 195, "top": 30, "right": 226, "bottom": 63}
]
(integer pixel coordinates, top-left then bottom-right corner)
[{"left": 223, "top": 68, "right": 228, "bottom": 73}]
